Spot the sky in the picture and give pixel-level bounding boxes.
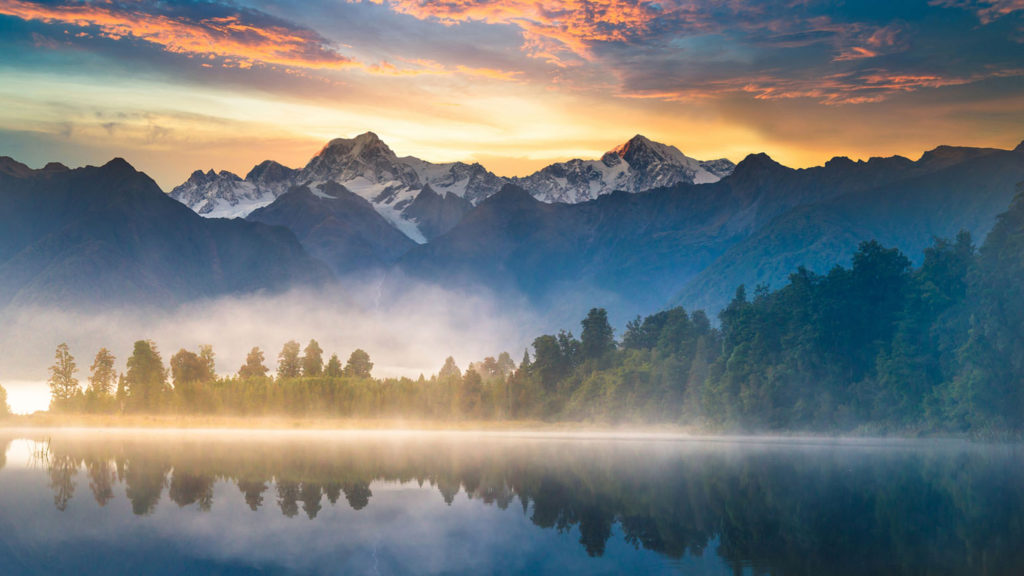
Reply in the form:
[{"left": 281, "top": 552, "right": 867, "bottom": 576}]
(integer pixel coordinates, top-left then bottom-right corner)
[{"left": 0, "top": 0, "right": 1022, "bottom": 190}]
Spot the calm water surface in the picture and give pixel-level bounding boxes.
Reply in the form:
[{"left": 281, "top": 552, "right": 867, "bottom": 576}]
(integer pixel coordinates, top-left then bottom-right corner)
[{"left": 0, "top": 430, "right": 1021, "bottom": 575}]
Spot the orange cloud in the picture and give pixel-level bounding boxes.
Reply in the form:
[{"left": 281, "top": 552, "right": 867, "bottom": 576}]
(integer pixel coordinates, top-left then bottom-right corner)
[
  {"left": 744, "top": 69, "right": 1024, "bottom": 103},
  {"left": 0, "top": 0, "right": 525, "bottom": 81},
  {"left": 0, "top": 0, "right": 359, "bottom": 70},
  {"left": 978, "top": 0, "right": 1024, "bottom": 22},
  {"left": 833, "top": 46, "right": 879, "bottom": 61},
  {"left": 929, "top": 0, "right": 1024, "bottom": 24},
  {"left": 368, "top": 0, "right": 686, "bottom": 63},
  {"left": 619, "top": 67, "right": 1024, "bottom": 105}
]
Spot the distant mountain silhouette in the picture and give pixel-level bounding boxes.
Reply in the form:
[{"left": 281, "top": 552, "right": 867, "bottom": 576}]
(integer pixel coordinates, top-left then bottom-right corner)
[
  {"left": 247, "top": 183, "right": 415, "bottom": 275},
  {"left": 0, "top": 157, "right": 329, "bottom": 309},
  {"left": 5, "top": 138, "right": 1023, "bottom": 323}
]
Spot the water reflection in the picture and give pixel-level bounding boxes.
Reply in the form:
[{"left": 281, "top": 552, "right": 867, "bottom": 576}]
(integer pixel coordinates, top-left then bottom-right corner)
[{"left": 1, "top": 432, "right": 1023, "bottom": 575}]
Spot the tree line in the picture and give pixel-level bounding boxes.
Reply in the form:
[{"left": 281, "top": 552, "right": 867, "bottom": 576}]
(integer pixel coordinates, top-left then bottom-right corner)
[
  {"left": 515, "top": 189, "right": 1024, "bottom": 434},
  {"left": 42, "top": 190, "right": 1024, "bottom": 433}
]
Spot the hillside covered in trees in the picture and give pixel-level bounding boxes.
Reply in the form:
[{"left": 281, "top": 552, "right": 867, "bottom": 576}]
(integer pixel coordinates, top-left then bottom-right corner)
[{"left": 32, "top": 189, "right": 1024, "bottom": 435}]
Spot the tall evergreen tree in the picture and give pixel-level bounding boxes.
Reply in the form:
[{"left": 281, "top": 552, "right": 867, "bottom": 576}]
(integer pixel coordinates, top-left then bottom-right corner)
[
  {"left": 277, "top": 341, "right": 301, "bottom": 379},
  {"left": 581, "top": 308, "right": 615, "bottom": 360},
  {"left": 198, "top": 345, "right": 216, "bottom": 379},
  {"left": 325, "top": 354, "right": 343, "bottom": 378},
  {"left": 302, "top": 340, "right": 324, "bottom": 377},
  {"left": 531, "top": 335, "right": 566, "bottom": 391},
  {"left": 125, "top": 340, "right": 167, "bottom": 412},
  {"left": 496, "top": 352, "right": 516, "bottom": 378},
  {"left": 48, "top": 343, "right": 79, "bottom": 411},
  {"left": 88, "top": 348, "right": 116, "bottom": 398},
  {"left": 458, "top": 368, "right": 484, "bottom": 417}
]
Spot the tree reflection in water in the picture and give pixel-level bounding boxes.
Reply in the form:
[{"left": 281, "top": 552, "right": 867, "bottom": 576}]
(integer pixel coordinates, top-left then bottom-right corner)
[{"left": 5, "top": 433, "right": 1023, "bottom": 575}]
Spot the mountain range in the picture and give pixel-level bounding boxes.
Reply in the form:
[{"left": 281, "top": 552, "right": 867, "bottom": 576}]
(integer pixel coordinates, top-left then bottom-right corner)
[
  {"left": 2, "top": 136, "right": 1023, "bottom": 328},
  {"left": 675, "top": 143, "right": 1024, "bottom": 312},
  {"left": 170, "top": 133, "right": 735, "bottom": 242},
  {"left": 399, "top": 141, "right": 1024, "bottom": 321},
  {"left": 0, "top": 156, "right": 328, "bottom": 310}
]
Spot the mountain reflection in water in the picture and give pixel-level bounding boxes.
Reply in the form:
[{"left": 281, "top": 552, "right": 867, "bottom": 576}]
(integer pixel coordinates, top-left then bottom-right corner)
[{"left": 0, "top": 431, "right": 1022, "bottom": 575}]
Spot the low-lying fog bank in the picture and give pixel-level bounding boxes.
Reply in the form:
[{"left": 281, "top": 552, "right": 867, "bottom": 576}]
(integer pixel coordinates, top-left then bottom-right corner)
[{"left": 0, "top": 280, "right": 546, "bottom": 413}]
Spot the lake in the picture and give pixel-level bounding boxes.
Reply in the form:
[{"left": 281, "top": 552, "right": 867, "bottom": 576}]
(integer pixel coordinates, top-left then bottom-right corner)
[{"left": 0, "top": 430, "right": 1021, "bottom": 575}]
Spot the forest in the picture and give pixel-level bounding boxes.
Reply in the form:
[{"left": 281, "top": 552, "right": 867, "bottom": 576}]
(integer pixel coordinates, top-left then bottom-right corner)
[{"left": 13, "top": 190, "right": 1024, "bottom": 435}]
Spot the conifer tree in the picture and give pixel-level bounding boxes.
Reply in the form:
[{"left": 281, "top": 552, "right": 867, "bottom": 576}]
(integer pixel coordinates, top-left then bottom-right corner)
[
  {"left": 302, "top": 340, "right": 324, "bottom": 377},
  {"left": 198, "top": 345, "right": 216, "bottom": 380},
  {"left": 88, "top": 348, "right": 116, "bottom": 398},
  {"left": 125, "top": 340, "right": 167, "bottom": 412},
  {"left": 277, "top": 341, "right": 301, "bottom": 379},
  {"left": 325, "top": 354, "right": 343, "bottom": 378},
  {"left": 581, "top": 308, "right": 615, "bottom": 360},
  {"left": 48, "top": 343, "right": 80, "bottom": 411}
]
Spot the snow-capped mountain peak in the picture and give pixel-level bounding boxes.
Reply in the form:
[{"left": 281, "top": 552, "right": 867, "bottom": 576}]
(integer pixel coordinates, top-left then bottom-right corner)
[
  {"left": 169, "top": 132, "right": 733, "bottom": 240},
  {"left": 170, "top": 164, "right": 293, "bottom": 219},
  {"left": 513, "top": 135, "right": 735, "bottom": 204},
  {"left": 245, "top": 160, "right": 296, "bottom": 186},
  {"left": 188, "top": 168, "right": 241, "bottom": 185},
  {"left": 320, "top": 132, "right": 394, "bottom": 163},
  {"left": 300, "top": 131, "right": 419, "bottom": 193},
  {"left": 611, "top": 134, "right": 689, "bottom": 166}
]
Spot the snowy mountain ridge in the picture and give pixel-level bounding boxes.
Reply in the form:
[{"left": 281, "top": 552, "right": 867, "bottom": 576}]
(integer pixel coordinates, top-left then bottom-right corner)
[
  {"left": 169, "top": 161, "right": 296, "bottom": 219},
  {"left": 512, "top": 135, "right": 733, "bottom": 203},
  {"left": 169, "top": 132, "right": 735, "bottom": 241}
]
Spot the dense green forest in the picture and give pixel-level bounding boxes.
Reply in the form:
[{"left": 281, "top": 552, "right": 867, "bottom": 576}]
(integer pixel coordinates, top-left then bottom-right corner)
[{"left": 37, "top": 190, "right": 1024, "bottom": 435}]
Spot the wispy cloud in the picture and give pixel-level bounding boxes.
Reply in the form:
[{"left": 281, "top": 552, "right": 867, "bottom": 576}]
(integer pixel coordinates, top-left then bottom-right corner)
[
  {"left": 747, "top": 68, "right": 1024, "bottom": 104},
  {"left": 0, "top": 0, "right": 359, "bottom": 70},
  {"left": 1, "top": 0, "right": 1023, "bottom": 180},
  {"left": 929, "top": 0, "right": 1024, "bottom": 24},
  {"left": 615, "top": 67, "right": 1024, "bottom": 105},
  {"left": 0, "top": 0, "right": 523, "bottom": 79},
  {"left": 366, "top": 0, "right": 694, "bottom": 64}
]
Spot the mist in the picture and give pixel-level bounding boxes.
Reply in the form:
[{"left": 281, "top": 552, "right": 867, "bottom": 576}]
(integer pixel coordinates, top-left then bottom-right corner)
[{"left": 0, "top": 279, "right": 544, "bottom": 412}]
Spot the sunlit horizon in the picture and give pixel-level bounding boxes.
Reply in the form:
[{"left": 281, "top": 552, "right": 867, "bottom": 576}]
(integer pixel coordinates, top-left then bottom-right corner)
[{"left": 1, "top": 1, "right": 1022, "bottom": 189}]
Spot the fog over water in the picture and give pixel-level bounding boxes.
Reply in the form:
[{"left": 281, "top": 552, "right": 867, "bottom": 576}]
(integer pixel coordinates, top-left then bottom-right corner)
[
  {"left": 1, "top": 431, "right": 1022, "bottom": 576},
  {"left": 0, "top": 281, "right": 545, "bottom": 413}
]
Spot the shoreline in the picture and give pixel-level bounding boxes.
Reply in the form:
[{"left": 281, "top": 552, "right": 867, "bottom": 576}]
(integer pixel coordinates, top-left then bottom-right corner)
[{"left": 0, "top": 414, "right": 1011, "bottom": 445}]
